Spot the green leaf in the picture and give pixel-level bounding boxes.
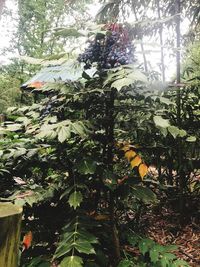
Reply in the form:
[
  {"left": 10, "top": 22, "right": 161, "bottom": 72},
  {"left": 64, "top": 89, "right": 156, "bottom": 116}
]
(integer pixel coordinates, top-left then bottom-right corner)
[
  {"left": 138, "top": 238, "right": 155, "bottom": 255},
  {"left": 60, "top": 186, "right": 74, "bottom": 200},
  {"left": 178, "top": 129, "right": 187, "bottom": 137},
  {"left": 153, "top": 115, "right": 170, "bottom": 128},
  {"left": 77, "top": 158, "right": 96, "bottom": 175},
  {"left": 74, "top": 239, "right": 95, "bottom": 254},
  {"left": 68, "top": 191, "right": 83, "bottom": 209},
  {"left": 24, "top": 257, "right": 50, "bottom": 267},
  {"left": 168, "top": 126, "right": 180, "bottom": 138},
  {"left": 171, "top": 259, "right": 189, "bottom": 267},
  {"left": 168, "top": 126, "right": 187, "bottom": 138},
  {"left": 78, "top": 230, "right": 98, "bottom": 244},
  {"left": 149, "top": 245, "right": 161, "bottom": 263},
  {"left": 58, "top": 125, "right": 71, "bottom": 143},
  {"left": 111, "top": 77, "right": 133, "bottom": 91},
  {"left": 159, "top": 97, "right": 175, "bottom": 105},
  {"left": 160, "top": 256, "right": 169, "bottom": 267},
  {"left": 54, "top": 27, "right": 85, "bottom": 38},
  {"left": 132, "top": 186, "right": 157, "bottom": 203},
  {"left": 117, "top": 259, "right": 133, "bottom": 267},
  {"left": 186, "top": 136, "right": 196, "bottom": 142},
  {"left": 72, "top": 121, "right": 88, "bottom": 138},
  {"left": 60, "top": 256, "right": 83, "bottom": 267},
  {"left": 159, "top": 127, "right": 168, "bottom": 137},
  {"left": 54, "top": 243, "right": 73, "bottom": 259}
]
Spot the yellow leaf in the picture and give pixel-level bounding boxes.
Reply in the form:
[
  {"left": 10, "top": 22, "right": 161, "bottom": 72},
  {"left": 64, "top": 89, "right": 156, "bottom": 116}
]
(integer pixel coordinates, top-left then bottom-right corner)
[
  {"left": 125, "top": 150, "right": 137, "bottom": 161},
  {"left": 121, "top": 144, "right": 130, "bottom": 152},
  {"left": 130, "top": 156, "right": 142, "bottom": 168},
  {"left": 139, "top": 163, "right": 148, "bottom": 179}
]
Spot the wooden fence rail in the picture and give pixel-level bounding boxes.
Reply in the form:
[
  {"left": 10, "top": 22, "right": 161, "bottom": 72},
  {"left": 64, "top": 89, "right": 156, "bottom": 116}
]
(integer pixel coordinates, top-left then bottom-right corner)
[{"left": 0, "top": 203, "right": 22, "bottom": 267}]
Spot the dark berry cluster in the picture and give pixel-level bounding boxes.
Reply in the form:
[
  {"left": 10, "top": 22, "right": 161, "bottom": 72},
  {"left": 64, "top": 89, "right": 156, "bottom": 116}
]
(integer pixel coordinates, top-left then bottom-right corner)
[
  {"left": 78, "top": 23, "right": 135, "bottom": 69},
  {"left": 40, "top": 98, "right": 57, "bottom": 119}
]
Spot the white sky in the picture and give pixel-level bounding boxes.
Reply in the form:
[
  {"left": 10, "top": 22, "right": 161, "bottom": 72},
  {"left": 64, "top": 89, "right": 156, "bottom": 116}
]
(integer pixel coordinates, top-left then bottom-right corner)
[{"left": 0, "top": 0, "right": 189, "bottom": 80}]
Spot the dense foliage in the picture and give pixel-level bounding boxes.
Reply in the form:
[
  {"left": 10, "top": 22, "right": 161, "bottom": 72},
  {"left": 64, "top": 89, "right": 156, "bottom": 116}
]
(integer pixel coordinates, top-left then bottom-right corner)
[
  {"left": 0, "top": 74, "right": 21, "bottom": 113},
  {"left": 0, "top": 1, "right": 199, "bottom": 267}
]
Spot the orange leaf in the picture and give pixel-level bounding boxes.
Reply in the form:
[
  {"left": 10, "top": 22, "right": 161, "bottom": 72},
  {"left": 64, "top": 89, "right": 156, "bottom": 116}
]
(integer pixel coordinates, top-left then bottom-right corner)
[
  {"left": 23, "top": 231, "right": 32, "bottom": 250},
  {"left": 130, "top": 156, "right": 142, "bottom": 168},
  {"left": 125, "top": 150, "right": 136, "bottom": 161},
  {"left": 139, "top": 163, "right": 148, "bottom": 179}
]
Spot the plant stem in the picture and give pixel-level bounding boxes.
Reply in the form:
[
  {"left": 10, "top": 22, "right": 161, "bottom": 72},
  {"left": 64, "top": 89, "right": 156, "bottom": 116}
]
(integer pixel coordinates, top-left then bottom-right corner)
[
  {"left": 175, "top": 0, "right": 185, "bottom": 217},
  {"left": 157, "top": 0, "right": 165, "bottom": 82},
  {"left": 132, "top": 4, "right": 148, "bottom": 73},
  {"left": 106, "top": 88, "right": 121, "bottom": 265}
]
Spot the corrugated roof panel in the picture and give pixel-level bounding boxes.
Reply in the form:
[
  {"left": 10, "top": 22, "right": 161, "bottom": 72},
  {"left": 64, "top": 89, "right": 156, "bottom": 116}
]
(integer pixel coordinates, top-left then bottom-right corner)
[{"left": 21, "top": 61, "right": 83, "bottom": 89}]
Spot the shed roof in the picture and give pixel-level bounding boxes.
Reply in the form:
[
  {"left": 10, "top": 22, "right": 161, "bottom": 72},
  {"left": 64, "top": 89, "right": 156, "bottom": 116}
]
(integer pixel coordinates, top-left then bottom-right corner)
[{"left": 21, "top": 61, "right": 83, "bottom": 90}]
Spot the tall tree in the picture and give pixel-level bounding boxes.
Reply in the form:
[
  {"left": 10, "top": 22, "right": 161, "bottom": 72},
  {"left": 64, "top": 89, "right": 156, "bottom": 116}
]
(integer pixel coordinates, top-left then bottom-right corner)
[{"left": 0, "top": 0, "right": 6, "bottom": 19}]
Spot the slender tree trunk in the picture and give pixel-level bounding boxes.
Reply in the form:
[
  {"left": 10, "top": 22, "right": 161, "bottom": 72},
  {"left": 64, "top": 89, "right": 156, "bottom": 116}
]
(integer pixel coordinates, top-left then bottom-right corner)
[
  {"left": 106, "top": 89, "right": 121, "bottom": 265},
  {"left": 175, "top": 0, "right": 185, "bottom": 217},
  {"left": 132, "top": 5, "right": 148, "bottom": 73},
  {"left": 0, "top": 0, "right": 6, "bottom": 19},
  {"left": 0, "top": 203, "right": 22, "bottom": 267},
  {"left": 157, "top": 0, "right": 165, "bottom": 82}
]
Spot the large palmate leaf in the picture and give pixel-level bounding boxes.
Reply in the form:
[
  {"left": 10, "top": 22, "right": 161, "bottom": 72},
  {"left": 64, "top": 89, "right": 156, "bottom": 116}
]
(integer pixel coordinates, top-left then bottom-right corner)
[
  {"left": 77, "top": 158, "right": 97, "bottom": 175},
  {"left": 57, "top": 125, "right": 71, "bottom": 143},
  {"left": 104, "top": 65, "right": 147, "bottom": 91},
  {"left": 138, "top": 238, "right": 155, "bottom": 255},
  {"left": 153, "top": 115, "right": 170, "bottom": 128},
  {"left": 60, "top": 256, "right": 83, "bottom": 267}
]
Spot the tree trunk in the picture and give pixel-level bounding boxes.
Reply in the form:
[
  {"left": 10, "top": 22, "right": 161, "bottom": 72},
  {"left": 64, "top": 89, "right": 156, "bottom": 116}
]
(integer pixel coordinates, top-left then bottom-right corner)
[
  {"left": 0, "top": 203, "right": 22, "bottom": 267},
  {"left": 0, "top": 0, "right": 6, "bottom": 19}
]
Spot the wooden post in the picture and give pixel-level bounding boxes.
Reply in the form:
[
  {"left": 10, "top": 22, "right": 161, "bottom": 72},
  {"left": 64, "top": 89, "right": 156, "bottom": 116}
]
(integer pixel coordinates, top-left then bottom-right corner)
[{"left": 0, "top": 203, "right": 22, "bottom": 267}]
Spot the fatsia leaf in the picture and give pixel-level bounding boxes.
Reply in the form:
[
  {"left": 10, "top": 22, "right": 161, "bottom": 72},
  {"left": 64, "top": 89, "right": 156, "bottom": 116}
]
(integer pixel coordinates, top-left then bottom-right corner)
[
  {"left": 139, "top": 163, "right": 148, "bottom": 179},
  {"left": 111, "top": 77, "right": 133, "bottom": 91},
  {"left": 60, "top": 256, "right": 83, "bottom": 267},
  {"left": 167, "top": 126, "right": 180, "bottom": 138},
  {"left": 125, "top": 150, "right": 136, "bottom": 161},
  {"left": 153, "top": 115, "right": 170, "bottom": 128},
  {"left": 68, "top": 191, "right": 83, "bottom": 210},
  {"left": 179, "top": 129, "right": 187, "bottom": 137},
  {"left": 77, "top": 159, "right": 96, "bottom": 175},
  {"left": 150, "top": 248, "right": 160, "bottom": 263},
  {"left": 130, "top": 156, "right": 142, "bottom": 168},
  {"left": 72, "top": 121, "right": 88, "bottom": 138},
  {"left": 58, "top": 125, "right": 71, "bottom": 143},
  {"left": 160, "top": 255, "right": 171, "bottom": 267},
  {"left": 171, "top": 259, "right": 189, "bottom": 267},
  {"left": 138, "top": 238, "right": 155, "bottom": 255}
]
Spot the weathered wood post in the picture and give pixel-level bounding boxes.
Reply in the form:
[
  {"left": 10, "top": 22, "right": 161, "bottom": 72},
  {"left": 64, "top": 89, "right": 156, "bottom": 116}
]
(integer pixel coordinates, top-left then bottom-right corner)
[{"left": 0, "top": 203, "right": 22, "bottom": 267}]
